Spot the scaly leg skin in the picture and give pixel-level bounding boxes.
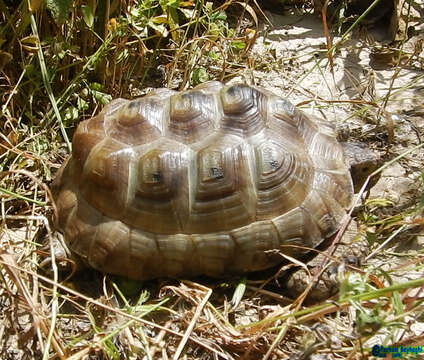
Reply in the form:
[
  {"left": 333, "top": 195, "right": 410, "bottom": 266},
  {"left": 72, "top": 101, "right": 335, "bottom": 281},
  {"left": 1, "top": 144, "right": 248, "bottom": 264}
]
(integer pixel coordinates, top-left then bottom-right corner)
[{"left": 285, "top": 221, "right": 369, "bottom": 302}]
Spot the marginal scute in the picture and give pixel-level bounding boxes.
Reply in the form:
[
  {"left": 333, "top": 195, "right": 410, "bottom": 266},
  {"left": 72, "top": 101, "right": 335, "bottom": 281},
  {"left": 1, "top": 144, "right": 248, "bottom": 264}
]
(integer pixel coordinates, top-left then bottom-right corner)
[
  {"left": 64, "top": 195, "right": 103, "bottom": 260},
  {"left": 301, "top": 189, "right": 339, "bottom": 235},
  {"left": 192, "top": 233, "right": 234, "bottom": 276},
  {"left": 231, "top": 220, "right": 280, "bottom": 272},
  {"left": 313, "top": 169, "right": 353, "bottom": 209},
  {"left": 268, "top": 95, "right": 298, "bottom": 127},
  {"left": 272, "top": 207, "right": 323, "bottom": 256},
  {"left": 128, "top": 230, "right": 159, "bottom": 279},
  {"left": 157, "top": 234, "right": 194, "bottom": 277},
  {"left": 64, "top": 215, "right": 95, "bottom": 261},
  {"left": 88, "top": 220, "right": 130, "bottom": 273},
  {"left": 53, "top": 81, "right": 355, "bottom": 280},
  {"left": 55, "top": 187, "right": 77, "bottom": 230},
  {"left": 52, "top": 157, "right": 77, "bottom": 229}
]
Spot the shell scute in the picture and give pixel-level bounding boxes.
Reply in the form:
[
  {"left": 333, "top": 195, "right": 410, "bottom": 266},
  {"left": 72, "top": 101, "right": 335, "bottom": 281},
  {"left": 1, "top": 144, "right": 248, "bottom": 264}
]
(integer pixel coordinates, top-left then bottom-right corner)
[
  {"left": 267, "top": 95, "right": 298, "bottom": 126},
  {"left": 192, "top": 233, "right": 234, "bottom": 276},
  {"left": 72, "top": 120, "right": 105, "bottom": 175},
  {"left": 106, "top": 99, "right": 163, "bottom": 146},
  {"left": 128, "top": 229, "right": 160, "bottom": 279},
  {"left": 272, "top": 206, "right": 323, "bottom": 256},
  {"left": 63, "top": 195, "right": 103, "bottom": 261},
  {"left": 220, "top": 84, "right": 267, "bottom": 137},
  {"left": 301, "top": 189, "right": 341, "bottom": 235},
  {"left": 126, "top": 141, "right": 189, "bottom": 234},
  {"left": 80, "top": 138, "right": 133, "bottom": 222},
  {"left": 168, "top": 90, "right": 218, "bottom": 143},
  {"left": 313, "top": 169, "right": 353, "bottom": 209},
  {"left": 88, "top": 220, "right": 130, "bottom": 273},
  {"left": 253, "top": 136, "right": 313, "bottom": 219},
  {"left": 298, "top": 112, "right": 349, "bottom": 172},
  {"left": 230, "top": 220, "right": 280, "bottom": 272},
  {"left": 188, "top": 135, "right": 256, "bottom": 233}
]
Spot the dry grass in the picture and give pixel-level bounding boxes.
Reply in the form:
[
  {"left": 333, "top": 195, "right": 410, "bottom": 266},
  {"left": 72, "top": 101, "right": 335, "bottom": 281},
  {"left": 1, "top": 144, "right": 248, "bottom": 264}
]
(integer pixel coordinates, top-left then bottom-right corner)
[{"left": 1, "top": 0, "right": 424, "bottom": 359}]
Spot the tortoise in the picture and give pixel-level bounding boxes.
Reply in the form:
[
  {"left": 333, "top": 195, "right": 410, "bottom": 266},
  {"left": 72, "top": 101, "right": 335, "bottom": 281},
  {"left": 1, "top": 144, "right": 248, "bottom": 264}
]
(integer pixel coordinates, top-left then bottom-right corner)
[{"left": 52, "top": 81, "right": 377, "bottom": 296}]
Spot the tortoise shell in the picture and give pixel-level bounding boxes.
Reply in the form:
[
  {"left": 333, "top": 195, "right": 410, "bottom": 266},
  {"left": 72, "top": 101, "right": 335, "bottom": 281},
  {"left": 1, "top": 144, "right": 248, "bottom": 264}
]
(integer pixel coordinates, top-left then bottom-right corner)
[{"left": 52, "top": 81, "right": 353, "bottom": 280}]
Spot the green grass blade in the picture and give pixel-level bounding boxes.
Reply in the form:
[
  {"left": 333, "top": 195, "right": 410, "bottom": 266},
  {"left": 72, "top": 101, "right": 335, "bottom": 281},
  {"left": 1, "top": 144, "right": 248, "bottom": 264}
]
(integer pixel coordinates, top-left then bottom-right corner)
[{"left": 29, "top": 10, "right": 72, "bottom": 152}]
